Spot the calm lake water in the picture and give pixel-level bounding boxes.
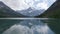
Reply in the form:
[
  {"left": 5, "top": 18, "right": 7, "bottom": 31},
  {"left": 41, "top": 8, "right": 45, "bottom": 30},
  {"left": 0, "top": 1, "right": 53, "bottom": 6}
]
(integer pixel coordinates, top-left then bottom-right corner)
[{"left": 0, "top": 18, "right": 60, "bottom": 34}]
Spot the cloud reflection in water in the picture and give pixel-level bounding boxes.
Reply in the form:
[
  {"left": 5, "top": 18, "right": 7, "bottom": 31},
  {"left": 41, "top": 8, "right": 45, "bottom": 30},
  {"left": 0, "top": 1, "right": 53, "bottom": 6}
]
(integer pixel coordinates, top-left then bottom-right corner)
[{"left": 2, "top": 19, "right": 55, "bottom": 34}]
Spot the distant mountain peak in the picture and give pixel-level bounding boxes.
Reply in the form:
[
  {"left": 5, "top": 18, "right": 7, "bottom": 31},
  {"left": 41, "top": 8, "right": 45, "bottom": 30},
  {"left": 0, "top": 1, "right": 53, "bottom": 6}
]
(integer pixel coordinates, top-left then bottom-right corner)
[
  {"left": 27, "top": 7, "right": 33, "bottom": 11},
  {"left": 17, "top": 7, "right": 45, "bottom": 16}
]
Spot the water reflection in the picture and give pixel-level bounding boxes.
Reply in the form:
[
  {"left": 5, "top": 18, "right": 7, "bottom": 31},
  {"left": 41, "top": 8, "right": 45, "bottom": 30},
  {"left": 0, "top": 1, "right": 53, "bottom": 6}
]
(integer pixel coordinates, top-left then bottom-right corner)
[{"left": 2, "top": 19, "right": 55, "bottom": 34}]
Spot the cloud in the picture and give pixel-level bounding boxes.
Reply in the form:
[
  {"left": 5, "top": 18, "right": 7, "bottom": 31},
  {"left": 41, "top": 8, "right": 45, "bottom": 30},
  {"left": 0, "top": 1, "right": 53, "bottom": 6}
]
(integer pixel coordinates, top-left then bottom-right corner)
[
  {"left": 32, "top": 0, "right": 56, "bottom": 10},
  {"left": 0, "top": 0, "right": 29, "bottom": 11},
  {"left": 0, "top": 0, "right": 56, "bottom": 11},
  {"left": 36, "top": 2, "right": 48, "bottom": 10}
]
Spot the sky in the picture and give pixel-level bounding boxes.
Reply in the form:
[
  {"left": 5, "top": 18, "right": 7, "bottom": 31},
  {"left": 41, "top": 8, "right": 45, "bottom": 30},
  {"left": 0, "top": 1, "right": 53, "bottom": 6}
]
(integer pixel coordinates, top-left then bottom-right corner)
[{"left": 0, "top": 0, "right": 56, "bottom": 11}]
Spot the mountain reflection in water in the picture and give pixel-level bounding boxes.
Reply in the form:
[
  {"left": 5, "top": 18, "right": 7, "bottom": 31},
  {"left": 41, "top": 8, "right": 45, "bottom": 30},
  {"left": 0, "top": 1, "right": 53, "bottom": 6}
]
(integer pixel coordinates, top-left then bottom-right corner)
[{"left": 2, "top": 19, "right": 55, "bottom": 34}]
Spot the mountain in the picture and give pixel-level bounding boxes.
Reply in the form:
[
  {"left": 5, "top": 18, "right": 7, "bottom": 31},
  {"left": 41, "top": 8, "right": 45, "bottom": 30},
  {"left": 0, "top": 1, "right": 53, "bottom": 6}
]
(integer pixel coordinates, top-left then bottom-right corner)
[
  {"left": 0, "top": 1, "right": 25, "bottom": 18},
  {"left": 17, "top": 7, "right": 45, "bottom": 16},
  {"left": 36, "top": 0, "right": 60, "bottom": 18}
]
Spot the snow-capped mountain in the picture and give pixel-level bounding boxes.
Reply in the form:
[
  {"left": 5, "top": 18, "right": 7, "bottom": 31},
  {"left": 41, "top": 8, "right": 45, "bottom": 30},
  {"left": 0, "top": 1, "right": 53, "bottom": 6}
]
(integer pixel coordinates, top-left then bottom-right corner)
[{"left": 17, "top": 7, "right": 45, "bottom": 16}]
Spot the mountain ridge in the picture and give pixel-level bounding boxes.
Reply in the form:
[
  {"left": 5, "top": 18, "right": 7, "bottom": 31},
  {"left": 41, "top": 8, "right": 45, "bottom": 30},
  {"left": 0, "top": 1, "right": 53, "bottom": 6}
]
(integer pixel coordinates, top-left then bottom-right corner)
[
  {"left": 0, "top": 1, "right": 26, "bottom": 17},
  {"left": 36, "top": 0, "right": 60, "bottom": 18}
]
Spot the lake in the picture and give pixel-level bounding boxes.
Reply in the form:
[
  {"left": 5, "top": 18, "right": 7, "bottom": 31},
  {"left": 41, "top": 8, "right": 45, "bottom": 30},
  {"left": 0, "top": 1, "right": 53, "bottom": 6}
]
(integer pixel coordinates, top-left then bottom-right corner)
[{"left": 0, "top": 18, "right": 60, "bottom": 34}]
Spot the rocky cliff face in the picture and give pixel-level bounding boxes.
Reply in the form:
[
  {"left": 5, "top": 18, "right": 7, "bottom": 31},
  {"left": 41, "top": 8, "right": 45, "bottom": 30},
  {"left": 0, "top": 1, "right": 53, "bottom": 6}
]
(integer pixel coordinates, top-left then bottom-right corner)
[
  {"left": 0, "top": 1, "right": 25, "bottom": 18},
  {"left": 36, "top": 0, "right": 60, "bottom": 18}
]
